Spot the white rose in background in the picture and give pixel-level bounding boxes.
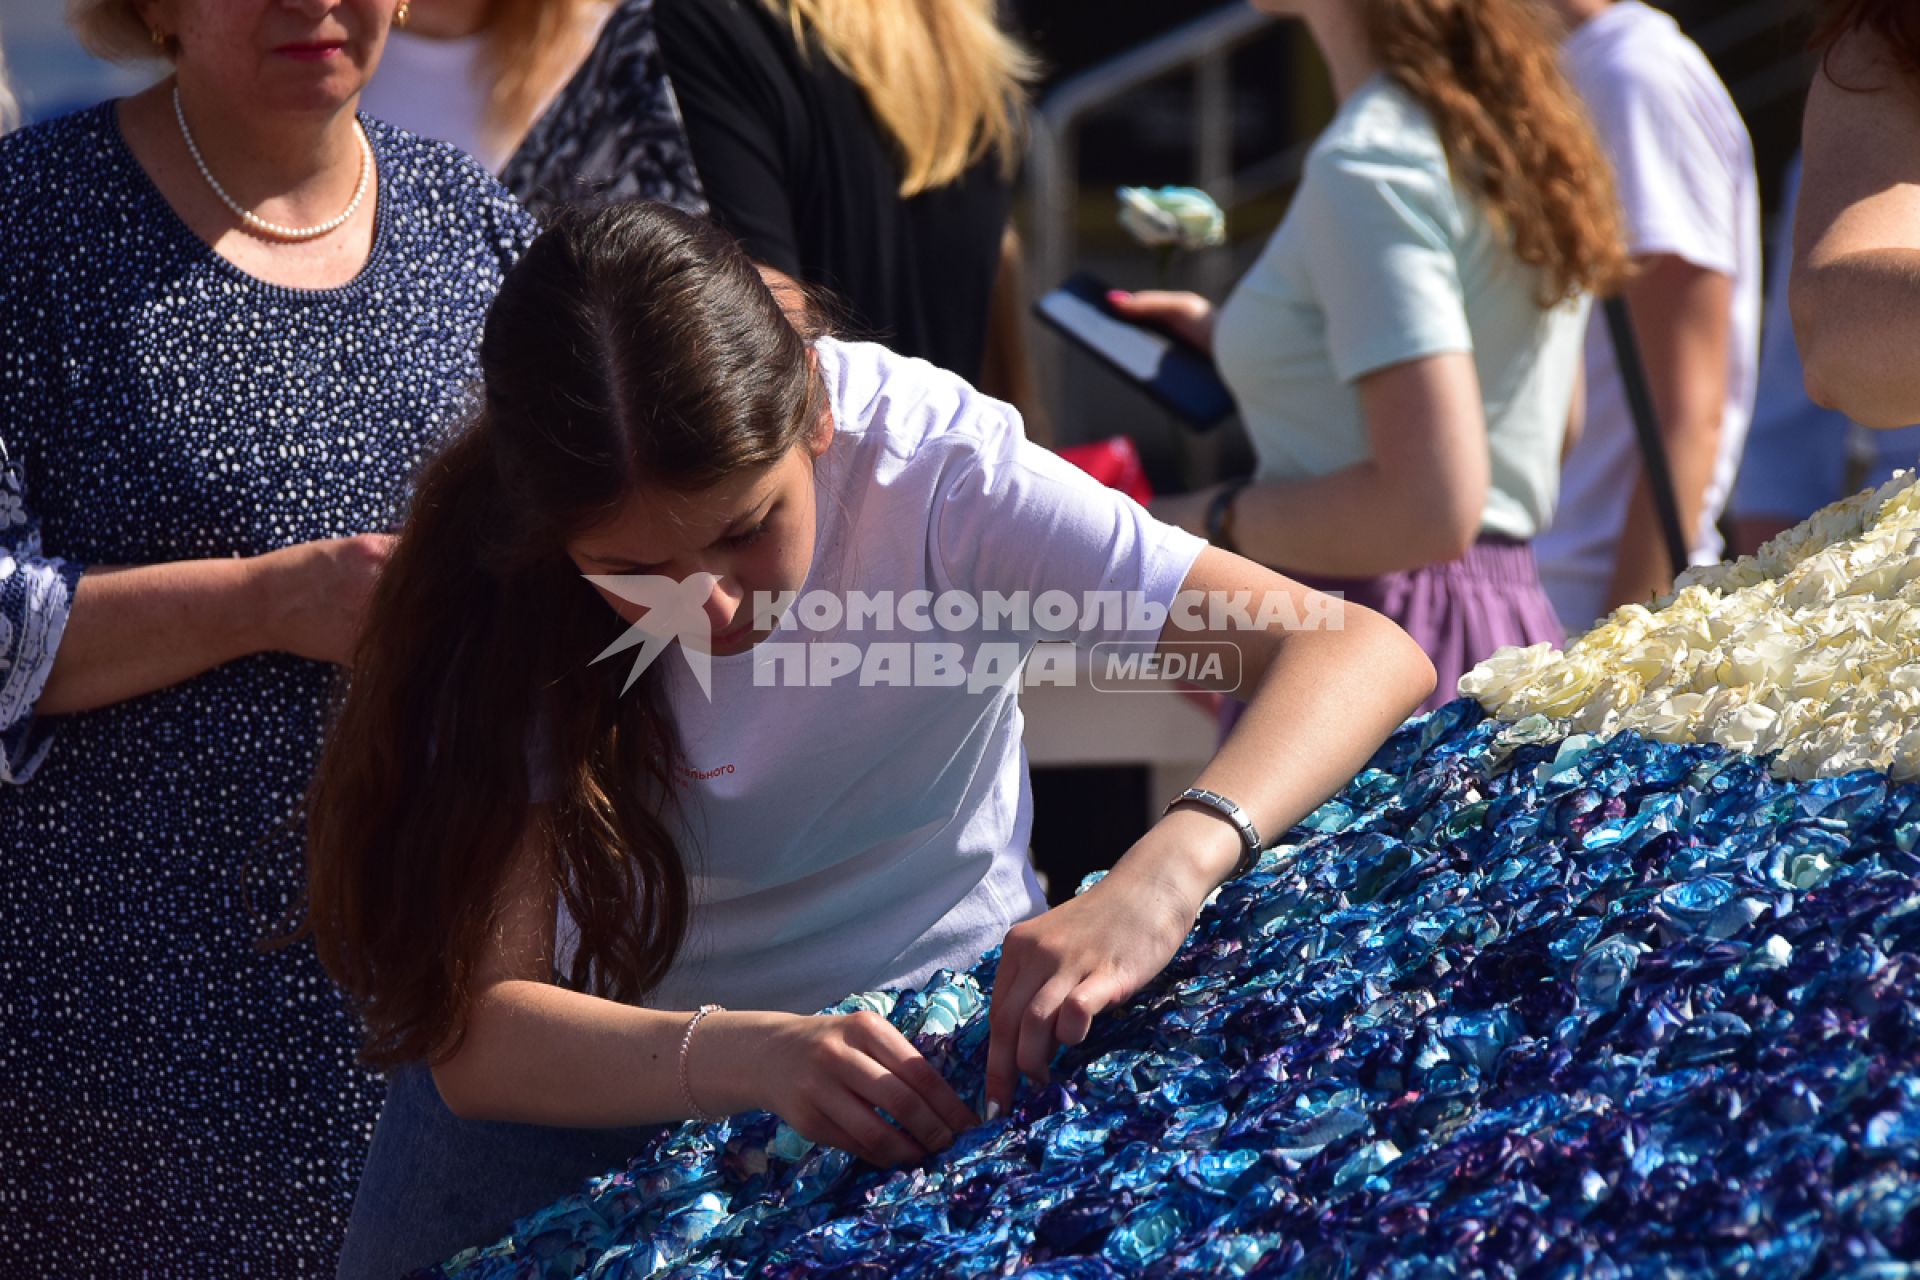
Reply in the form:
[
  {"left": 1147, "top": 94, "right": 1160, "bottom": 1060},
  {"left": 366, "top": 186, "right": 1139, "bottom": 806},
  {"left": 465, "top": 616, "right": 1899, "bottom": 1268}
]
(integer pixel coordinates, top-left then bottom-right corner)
[
  {"left": 1460, "top": 468, "right": 1920, "bottom": 782},
  {"left": 1117, "top": 186, "right": 1227, "bottom": 282},
  {"left": 1117, "top": 186, "right": 1226, "bottom": 250}
]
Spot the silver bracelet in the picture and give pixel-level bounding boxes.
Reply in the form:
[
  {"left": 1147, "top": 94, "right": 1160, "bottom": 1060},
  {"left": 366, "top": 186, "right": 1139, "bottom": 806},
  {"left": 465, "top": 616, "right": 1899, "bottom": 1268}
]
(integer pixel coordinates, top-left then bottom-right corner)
[
  {"left": 677, "top": 1003, "right": 725, "bottom": 1123},
  {"left": 1163, "top": 786, "right": 1264, "bottom": 878}
]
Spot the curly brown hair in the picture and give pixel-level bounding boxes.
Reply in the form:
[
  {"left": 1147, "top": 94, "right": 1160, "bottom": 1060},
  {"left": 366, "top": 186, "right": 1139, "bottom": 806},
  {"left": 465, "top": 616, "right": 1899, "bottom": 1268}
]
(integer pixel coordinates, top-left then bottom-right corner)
[
  {"left": 1814, "top": 0, "right": 1920, "bottom": 84},
  {"left": 1363, "top": 0, "right": 1630, "bottom": 305}
]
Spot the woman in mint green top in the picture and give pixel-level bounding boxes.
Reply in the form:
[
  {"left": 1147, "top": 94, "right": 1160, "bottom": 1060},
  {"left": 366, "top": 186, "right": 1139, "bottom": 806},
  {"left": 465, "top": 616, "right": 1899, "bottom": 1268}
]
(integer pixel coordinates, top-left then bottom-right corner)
[{"left": 1122, "top": 0, "right": 1627, "bottom": 709}]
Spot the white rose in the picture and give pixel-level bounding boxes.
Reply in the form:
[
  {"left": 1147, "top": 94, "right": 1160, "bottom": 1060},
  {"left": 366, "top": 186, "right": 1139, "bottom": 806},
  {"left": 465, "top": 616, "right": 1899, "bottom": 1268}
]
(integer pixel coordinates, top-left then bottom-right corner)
[
  {"left": 1569, "top": 672, "right": 1645, "bottom": 736},
  {"left": 1779, "top": 652, "right": 1845, "bottom": 703},
  {"left": 1718, "top": 631, "right": 1800, "bottom": 688},
  {"left": 1567, "top": 605, "right": 1656, "bottom": 658},
  {"left": 1508, "top": 654, "right": 1609, "bottom": 719},
  {"left": 1458, "top": 642, "right": 1559, "bottom": 710},
  {"left": 1783, "top": 550, "right": 1854, "bottom": 610},
  {"left": 1621, "top": 692, "right": 1710, "bottom": 743},
  {"left": 1712, "top": 701, "right": 1782, "bottom": 756}
]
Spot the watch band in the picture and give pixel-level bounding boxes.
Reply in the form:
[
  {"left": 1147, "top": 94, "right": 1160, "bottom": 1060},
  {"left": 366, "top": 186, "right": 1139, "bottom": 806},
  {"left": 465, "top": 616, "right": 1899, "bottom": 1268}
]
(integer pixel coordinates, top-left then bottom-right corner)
[
  {"left": 1204, "top": 480, "right": 1250, "bottom": 554},
  {"left": 1164, "top": 786, "right": 1264, "bottom": 878}
]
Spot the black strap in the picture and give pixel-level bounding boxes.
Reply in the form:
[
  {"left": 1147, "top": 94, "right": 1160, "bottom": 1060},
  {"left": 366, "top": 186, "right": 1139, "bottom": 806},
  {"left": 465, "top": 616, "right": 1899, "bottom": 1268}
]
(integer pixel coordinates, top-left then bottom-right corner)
[{"left": 1601, "top": 296, "right": 1691, "bottom": 579}]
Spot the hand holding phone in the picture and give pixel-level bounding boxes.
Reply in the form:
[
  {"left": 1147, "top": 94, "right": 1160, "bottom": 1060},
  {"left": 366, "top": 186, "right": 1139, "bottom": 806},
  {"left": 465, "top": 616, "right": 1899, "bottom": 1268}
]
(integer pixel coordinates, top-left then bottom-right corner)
[{"left": 1032, "top": 273, "right": 1236, "bottom": 431}]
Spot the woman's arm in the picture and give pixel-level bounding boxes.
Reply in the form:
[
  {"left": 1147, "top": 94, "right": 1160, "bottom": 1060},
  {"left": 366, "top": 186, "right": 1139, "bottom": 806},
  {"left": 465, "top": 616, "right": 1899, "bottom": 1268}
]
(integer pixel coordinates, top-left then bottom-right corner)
[
  {"left": 34, "top": 534, "right": 393, "bottom": 714},
  {"left": 431, "top": 828, "right": 979, "bottom": 1165},
  {"left": 1158, "top": 352, "right": 1491, "bottom": 577},
  {"left": 984, "top": 547, "right": 1433, "bottom": 1113},
  {"left": 1602, "top": 256, "right": 1733, "bottom": 610},
  {"left": 1791, "top": 25, "right": 1920, "bottom": 430},
  {"left": 1563, "top": 361, "right": 1586, "bottom": 465}
]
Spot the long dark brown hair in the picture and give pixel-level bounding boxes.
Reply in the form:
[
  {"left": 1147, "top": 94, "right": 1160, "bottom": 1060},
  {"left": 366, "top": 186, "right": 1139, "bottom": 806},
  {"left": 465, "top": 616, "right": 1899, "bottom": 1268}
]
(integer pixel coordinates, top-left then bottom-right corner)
[
  {"left": 1815, "top": 0, "right": 1920, "bottom": 84},
  {"left": 303, "top": 203, "right": 828, "bottom": 1070},
  {"left": 1364, "top": 0, "right": 1630, "bottom": 305}
]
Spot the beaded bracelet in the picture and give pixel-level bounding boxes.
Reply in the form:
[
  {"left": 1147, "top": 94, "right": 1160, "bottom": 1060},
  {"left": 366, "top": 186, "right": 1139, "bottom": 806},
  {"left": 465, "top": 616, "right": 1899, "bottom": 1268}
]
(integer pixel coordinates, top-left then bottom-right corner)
[{"left": 678, "top": 1003, "right": 725, "bottom": 1123}]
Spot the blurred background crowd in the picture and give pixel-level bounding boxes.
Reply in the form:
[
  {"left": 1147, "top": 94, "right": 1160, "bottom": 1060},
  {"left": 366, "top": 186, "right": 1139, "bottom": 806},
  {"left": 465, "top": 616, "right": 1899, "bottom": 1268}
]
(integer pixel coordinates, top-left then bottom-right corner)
[{"left": 3, "top": 0, "right": 1918, "bottom": 1271}]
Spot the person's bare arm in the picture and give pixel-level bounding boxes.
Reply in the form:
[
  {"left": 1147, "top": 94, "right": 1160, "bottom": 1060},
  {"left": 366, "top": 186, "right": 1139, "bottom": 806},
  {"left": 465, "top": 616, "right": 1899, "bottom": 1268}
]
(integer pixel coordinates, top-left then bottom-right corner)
[
  {"left": 34, "top": 535, "right": 391, "bottom": 714},
  {"left": 1792, "top": 25, "right": 1920, "bottom": 430},
  {"left": 1154, "top": 353, "right": 1489, "bottom": 577},
  {"left": 430, "top": 828, "right": 978, "bottom": 1165},
  {"left": 983, "top": 546, "right": 1434, "bottom": 1112},
  {"left": 1602, "top": 256, "right": 1733, "bottom": 611},
  {"left": 1563, "top": 361, "right": 1586, "bottom": 465}
]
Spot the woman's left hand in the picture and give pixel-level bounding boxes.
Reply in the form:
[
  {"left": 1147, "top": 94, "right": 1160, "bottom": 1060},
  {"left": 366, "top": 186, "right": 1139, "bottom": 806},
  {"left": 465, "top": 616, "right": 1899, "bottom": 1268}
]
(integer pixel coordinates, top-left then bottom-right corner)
[{"left": 983, "top": 860, "right": 1205, "bottom": 1119}]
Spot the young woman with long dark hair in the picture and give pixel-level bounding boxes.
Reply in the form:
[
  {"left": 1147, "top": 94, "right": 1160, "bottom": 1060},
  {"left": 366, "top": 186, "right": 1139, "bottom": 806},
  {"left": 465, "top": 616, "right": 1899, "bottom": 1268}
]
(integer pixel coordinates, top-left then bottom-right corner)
[{"left": 308, "top": 201, "right": 1436, "bottom": 1274}]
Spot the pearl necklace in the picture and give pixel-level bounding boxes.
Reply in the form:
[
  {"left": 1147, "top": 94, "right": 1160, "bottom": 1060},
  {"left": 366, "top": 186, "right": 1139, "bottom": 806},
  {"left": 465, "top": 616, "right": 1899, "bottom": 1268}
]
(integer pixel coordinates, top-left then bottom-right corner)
[{"left": 172, "top": 85, "right": 372, "bottom": 242}]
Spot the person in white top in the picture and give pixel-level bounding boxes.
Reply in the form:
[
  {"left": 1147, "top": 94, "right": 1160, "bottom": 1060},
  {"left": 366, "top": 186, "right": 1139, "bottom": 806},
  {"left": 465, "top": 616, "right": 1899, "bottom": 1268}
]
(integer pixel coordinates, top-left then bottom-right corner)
[
  {"left": 359, "top": 0, "right": 610, "bottom": 169},
  {"left": 1532, "top": 0, "right": 1762, "bottom": 633},
  {"left": 306, "top": 203, "right": 1436, "bottom": 1275},
  {"left": 1793, "top": 0, "right": 1920, "bottom": 431}
]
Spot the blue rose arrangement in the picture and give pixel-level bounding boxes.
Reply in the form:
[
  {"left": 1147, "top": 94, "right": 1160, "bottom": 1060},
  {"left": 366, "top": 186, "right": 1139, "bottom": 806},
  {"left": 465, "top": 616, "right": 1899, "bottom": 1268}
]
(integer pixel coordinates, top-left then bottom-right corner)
[{"left": 429, "top": 692, "right": 1920, "bottom": 1279}]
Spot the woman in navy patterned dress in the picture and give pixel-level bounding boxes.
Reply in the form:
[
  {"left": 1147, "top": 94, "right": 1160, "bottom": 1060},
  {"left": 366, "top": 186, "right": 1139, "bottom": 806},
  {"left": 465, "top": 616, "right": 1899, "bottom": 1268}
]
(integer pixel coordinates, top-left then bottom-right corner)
[{"left": 0, "top": 0, "right": 533, "bottom": 1270}]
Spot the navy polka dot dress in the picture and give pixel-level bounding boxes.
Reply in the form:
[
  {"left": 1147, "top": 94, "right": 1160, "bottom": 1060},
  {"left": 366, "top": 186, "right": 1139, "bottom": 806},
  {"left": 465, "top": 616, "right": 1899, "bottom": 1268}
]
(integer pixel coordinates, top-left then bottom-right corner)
[{"left": 0, "top": 104, "right": 535, "bottom": 1272}]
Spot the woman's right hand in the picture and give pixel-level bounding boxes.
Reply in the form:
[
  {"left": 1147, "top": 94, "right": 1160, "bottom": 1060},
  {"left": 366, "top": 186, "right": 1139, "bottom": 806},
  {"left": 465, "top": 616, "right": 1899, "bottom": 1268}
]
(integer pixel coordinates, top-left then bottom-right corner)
[
  {"left": 251, "top": 533, "right": 396, "bottom": 666},
  {"left": 719, "top": 1011, "right": 980, "bottom": 1167},
  {"left": 1105, "top": 289, "right": 1218, "bottom": 354}
]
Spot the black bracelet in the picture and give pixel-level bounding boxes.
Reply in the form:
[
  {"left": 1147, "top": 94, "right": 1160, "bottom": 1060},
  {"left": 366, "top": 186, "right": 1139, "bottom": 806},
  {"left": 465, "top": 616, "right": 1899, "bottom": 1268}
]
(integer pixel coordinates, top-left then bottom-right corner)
[{"left": 1204, "top": 480, "right": 1251, "bottom": 553}]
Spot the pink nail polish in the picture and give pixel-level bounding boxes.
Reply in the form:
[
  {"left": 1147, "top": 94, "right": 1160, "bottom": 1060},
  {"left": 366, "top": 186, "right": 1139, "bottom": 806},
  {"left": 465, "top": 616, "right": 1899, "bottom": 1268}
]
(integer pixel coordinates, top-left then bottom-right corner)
[{"left": 1106, "top": 290, "right": 1129, "bottom": 305}]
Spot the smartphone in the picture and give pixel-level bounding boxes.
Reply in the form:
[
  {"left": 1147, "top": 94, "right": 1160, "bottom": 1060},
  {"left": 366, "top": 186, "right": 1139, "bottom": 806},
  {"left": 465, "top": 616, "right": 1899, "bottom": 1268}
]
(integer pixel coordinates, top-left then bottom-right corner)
[{"left": 1032, "top": 272, "right": 1236, "bottom": 431}]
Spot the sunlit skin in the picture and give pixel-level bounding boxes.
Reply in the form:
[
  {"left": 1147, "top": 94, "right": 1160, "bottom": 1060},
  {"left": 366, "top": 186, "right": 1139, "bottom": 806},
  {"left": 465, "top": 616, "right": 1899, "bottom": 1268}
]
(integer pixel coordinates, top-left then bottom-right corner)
[
  {"left": 138, "top": 0, "right": 391, "bottom": 115},
  {"left": 566, "top": 411, "right": 833, "bottom": 657}
]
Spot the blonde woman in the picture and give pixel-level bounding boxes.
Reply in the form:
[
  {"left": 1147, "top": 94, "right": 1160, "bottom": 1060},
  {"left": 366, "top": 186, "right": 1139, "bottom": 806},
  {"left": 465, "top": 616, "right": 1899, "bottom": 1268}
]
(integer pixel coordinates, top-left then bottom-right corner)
[
  {"left": 360, "top": 0, "right": 613, "bottom": 169},
  {"left": 503, "top": 0, "right": 1036, "bottom": 392},
  {"left": 0, "top": 0, "right": 533, "bottom": 1269}
]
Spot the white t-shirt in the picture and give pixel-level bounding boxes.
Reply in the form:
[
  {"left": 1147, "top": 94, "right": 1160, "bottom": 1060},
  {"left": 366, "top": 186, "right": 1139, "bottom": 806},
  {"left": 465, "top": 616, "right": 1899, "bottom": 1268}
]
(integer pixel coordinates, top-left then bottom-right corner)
[
  {"left": 1216, "top": 75, "right": 1590, "bottom": 542},
  {"left": 1535, "top": 0, "right": 1762, "bottom": 632},
  {"left": 556, "top": 338, "right": 1209, "bottom": 1015}
]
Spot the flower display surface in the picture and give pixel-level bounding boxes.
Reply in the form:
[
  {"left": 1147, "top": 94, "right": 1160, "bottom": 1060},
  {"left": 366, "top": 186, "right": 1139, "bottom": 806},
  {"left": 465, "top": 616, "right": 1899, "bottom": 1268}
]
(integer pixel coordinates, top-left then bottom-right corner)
[
  {"left": 1463, "top": 469, "right": 1920, "bottom": 782},
  {"left": 429, "top": 701, "right": 1920, "bottom": 1280}
]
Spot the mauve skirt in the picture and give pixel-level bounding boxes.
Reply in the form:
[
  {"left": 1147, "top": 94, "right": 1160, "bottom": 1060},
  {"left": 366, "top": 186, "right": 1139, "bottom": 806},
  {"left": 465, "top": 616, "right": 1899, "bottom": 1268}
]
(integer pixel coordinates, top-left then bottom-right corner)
[{"left": 1225, "top": 536, "right": 1564, "bottom": 729}]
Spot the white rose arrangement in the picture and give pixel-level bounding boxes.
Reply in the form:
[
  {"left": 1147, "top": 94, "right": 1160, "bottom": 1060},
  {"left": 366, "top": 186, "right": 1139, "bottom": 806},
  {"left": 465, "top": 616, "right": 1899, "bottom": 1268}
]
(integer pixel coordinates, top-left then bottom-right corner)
[{"left": 1461, "top": 469, "right": 1920, "bottom": 781}]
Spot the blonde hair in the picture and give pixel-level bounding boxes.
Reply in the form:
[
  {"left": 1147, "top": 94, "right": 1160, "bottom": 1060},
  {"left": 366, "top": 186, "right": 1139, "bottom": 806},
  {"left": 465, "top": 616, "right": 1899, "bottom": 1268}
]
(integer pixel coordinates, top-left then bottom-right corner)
[
  {"left": 476, "top": 0, "right": 601, "bottom": 148},
  {"left": 766, "top": 0, "right": 1037, "bottom": 196},
  {"left": 67, "top": 0, "right": 168, "bottom": 63},
  {"left": 1363, "top": 0, "right": 1629, "bottom": 305}
]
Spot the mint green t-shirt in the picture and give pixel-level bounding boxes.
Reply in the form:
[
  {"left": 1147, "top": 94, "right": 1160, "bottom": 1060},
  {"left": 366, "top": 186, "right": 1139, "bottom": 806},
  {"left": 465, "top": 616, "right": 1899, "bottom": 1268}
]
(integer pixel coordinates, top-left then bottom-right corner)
[{"left": 1214, "top": 74, "right": 1590, "bottom": 542}]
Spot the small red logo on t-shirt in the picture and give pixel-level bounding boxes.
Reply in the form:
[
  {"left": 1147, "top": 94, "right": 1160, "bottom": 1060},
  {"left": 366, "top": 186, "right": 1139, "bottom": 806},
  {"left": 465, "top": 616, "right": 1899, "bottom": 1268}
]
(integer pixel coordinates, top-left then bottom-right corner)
[{"left": 675, "top": 762, "right": 737, "bottom": 785}]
